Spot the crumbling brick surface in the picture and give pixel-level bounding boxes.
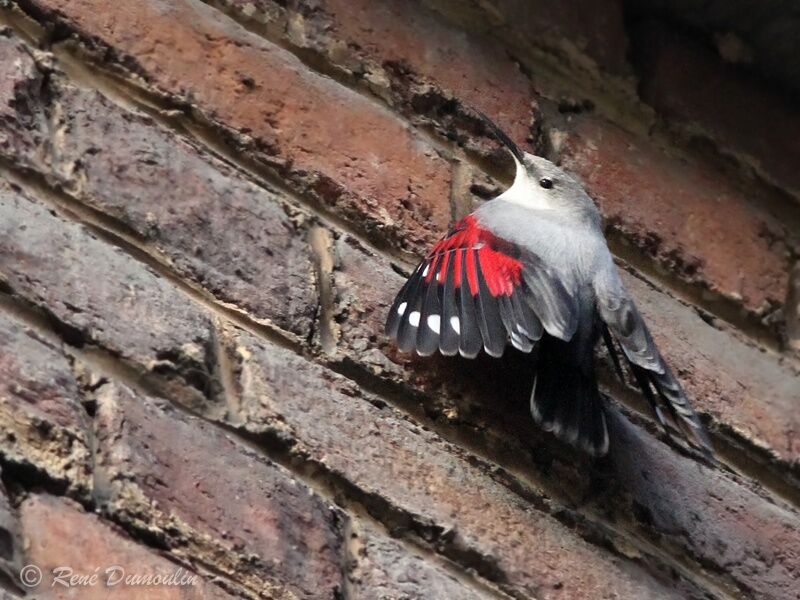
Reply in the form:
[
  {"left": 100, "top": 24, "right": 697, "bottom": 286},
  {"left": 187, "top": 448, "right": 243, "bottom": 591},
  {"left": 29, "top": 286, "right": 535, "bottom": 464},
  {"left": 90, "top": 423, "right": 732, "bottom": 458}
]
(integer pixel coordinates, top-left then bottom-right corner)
[
  {"left": 20, "top": 494, "right": 236, "bottom": 599},
  {"left": 0, "top": 1, "right": 798, "bottom": 598}
]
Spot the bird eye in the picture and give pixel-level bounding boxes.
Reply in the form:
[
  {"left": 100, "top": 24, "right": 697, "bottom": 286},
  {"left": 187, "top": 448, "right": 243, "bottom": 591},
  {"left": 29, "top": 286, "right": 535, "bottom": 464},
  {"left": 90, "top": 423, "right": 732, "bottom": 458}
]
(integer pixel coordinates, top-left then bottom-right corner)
[{"left": 539, "top": 178, "right": 554, "bottom": 189}]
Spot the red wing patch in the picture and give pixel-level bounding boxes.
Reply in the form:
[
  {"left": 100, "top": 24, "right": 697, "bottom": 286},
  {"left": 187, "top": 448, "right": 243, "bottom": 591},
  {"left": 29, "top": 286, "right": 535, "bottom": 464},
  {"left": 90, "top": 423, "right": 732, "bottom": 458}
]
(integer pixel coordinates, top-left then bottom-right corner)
[
  {"left": 425, "top": 215, "right": 523, "bottom": 296},
  {"left": 386, "top": 215, "right": 543, "bottom": 358}
]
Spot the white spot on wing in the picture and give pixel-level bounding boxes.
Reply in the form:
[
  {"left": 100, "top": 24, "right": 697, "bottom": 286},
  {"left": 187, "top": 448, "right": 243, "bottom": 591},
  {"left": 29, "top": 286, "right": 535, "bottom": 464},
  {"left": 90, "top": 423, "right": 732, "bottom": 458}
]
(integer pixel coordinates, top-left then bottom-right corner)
[
  {"left": 510, "top": 332, "right": 526, "bottom": 350},
  {"left": 530, "top": 401, "right": 541, "bottom": 420},
  {"left": 449, "top": 316, "right": 460, "bottom": 334},
  {"left": 484, "top": 344, "right": 504, "bottom": 358},
  {"left": 397, "top": 302, "right": 407, "bottom": 316},
  {"left": 422, "top": 264, "right": 429, "bottom": 277},
  {"left": 409, "top": 311, "right": 420, "bottom": 327},
  {"left": 427, "top": 315, "right": 441, "bottom": 334}
]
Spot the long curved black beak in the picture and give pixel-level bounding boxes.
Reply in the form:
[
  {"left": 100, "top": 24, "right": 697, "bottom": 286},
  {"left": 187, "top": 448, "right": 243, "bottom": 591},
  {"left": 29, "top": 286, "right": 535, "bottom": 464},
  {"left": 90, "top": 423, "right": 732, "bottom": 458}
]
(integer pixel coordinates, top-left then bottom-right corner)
[{"left": 474, "top": 110, "right": 526, "bottom": 165}]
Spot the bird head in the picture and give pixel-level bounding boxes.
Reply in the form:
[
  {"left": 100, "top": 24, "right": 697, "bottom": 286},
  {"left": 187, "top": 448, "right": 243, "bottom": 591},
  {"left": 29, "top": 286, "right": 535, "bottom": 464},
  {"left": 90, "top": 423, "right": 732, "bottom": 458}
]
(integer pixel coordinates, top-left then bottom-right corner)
[{"left": 477, "top": 111, "right": 600, "bottom": 222}]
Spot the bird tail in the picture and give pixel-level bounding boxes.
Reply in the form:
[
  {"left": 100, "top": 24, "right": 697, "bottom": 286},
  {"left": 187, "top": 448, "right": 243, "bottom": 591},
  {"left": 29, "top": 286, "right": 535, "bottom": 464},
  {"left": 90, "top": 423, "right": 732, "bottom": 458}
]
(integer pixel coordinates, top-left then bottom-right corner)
[
  {"left": 531, "top": 336, "right": 609, "bottom": 456},
  {"left": 600, "top": 324, "right": 713, "bottom": 459},
  {"left": 630, "top": 362, "right": 713, "bottom": 459}
]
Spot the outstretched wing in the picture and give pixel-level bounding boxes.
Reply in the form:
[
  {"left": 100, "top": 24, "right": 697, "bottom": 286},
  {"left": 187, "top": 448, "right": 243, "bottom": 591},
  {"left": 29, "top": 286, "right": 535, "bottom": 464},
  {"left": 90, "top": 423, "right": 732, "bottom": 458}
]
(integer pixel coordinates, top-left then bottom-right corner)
[
  {"left": 385, "top": 215, "right": 579, "bottom": 359},
  {"left": 594, "top": 265, "right": 713, "bottom": 456}
]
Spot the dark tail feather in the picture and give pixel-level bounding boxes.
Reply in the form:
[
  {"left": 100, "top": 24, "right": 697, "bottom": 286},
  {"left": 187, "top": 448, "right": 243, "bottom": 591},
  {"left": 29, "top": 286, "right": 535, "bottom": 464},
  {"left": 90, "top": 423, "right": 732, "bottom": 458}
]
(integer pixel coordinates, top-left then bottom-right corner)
[
  {"left": 601, "top": 325, "right": 626, "bottom": 382},
  {"left": 648, "top": 367, "right": 714, "bottom": 460},
  {"left": 625, "top": 357, "right": 713, "bottom": 460},
  {"left": 628, "top": 362, "right": 669, "bottom": 433},
  {"left": 603, "top": 324, "right": 713, "bottom": 459},
  {"left": 531, "top": 339, "right": 609, "bottom": 456}
]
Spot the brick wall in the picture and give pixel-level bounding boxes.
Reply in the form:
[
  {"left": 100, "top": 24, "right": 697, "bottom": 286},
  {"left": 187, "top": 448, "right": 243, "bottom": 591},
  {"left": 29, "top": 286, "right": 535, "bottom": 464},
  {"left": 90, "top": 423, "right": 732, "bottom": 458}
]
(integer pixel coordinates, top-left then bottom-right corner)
[{"left": 0, "top": 0, "right": 797, "bottom": 598}]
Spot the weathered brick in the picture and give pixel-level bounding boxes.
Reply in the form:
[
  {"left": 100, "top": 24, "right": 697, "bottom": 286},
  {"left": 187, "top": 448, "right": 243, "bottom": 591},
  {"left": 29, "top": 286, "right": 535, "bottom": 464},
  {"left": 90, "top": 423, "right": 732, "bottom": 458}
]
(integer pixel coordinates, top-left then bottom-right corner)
[
  {"left": 348, "top": 521, "right": 497, "bottom": 600},
  {"left": 1, "top": 4, "right": 797, "bottom": 600},
  {"left": 223, "top": 327, "right": 687, "bottom": 600},
  {"left": 635, "top": 23, "right": 800, "bottom": 200},
  {"left": 0, "top": 311, "right": 91, "bottom": 497},
  {"left": 0, "top": 27, "right": 318, "bottom": 340},
  {"left": 330, "top": 235, "right": 408, "bottom": 375},
  {"left": 24, "top": 0, "right": 453, "bottom": 254},
  {"left": 324, "top": 0, "right": 534, "bottom": 144},
  {"left": 0, "top": 29, "right": 47, "bottom": 169},
  {"left": 423, "top": 0, "right": 630, "bottom": 76},
  {"left": 0, "top": 182, "right": 216, "bottom": 403},
  {"left": 607, "top": 407, "right": 800, "bottom": 600},
  {"left": 217, "top": 0, "right": 535, "bottom": 157},
  {"left": 19, "top": 494, "right": 234, "bottom": 599},
  {"left": 557, "top": 116, "right": 790, "bottom": 314},
  {"left": 51, "top": 84, "right": 317, "bottom": 339},
  {"left": 93, "top": 383, "right": 345, "bottom": 600}
]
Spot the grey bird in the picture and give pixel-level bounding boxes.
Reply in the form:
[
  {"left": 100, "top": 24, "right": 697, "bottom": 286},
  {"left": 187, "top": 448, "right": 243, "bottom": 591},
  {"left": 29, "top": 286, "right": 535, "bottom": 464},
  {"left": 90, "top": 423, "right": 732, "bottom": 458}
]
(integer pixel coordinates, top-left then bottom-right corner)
[{"left": 385, "top": 113, "right": 712, "bottom": 457}]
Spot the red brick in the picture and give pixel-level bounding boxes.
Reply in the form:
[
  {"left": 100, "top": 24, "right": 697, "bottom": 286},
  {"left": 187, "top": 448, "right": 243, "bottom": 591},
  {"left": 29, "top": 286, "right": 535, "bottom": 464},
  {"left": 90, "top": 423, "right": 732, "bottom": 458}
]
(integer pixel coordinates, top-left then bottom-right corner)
[
  {"left": 558, "top": 117, "right": 790, "bottom": 313},
  {"left": 1, "top": 5, "right": 797, "bottom": 600},
  {"left": 52, "top": 85, "right": 317, "bottom": 339},
  {"left": 19, "top": 494, "right": 234, "bottom": 599},
  {"left": 219, "top": 0, "right": 535, "bottom": 155},
  {"left": 328, "top": 0, "right": 533, "bottom": 138},
  {"left": 0, "top": 311, "right": 91, "bottom": 497},
  {"left": 0, "top": 182, "right": 216, "bottom": 404},
  {"left": 348, "top": 521, "right": 497, "bottom": 600},
  {"left": 244, "top": 268, "right": 800, "bottom": 598},
  {"left": 330, "top": 235, "right": 407, "bottom": 372},
  {"left": 93, "top": 383, "right": 345, "bottom": 600},
  {"left": 425, "top": 0, "right": 630, "bottom": 77},
  {"left": 222, "top": 327, "right": 688, "bottom": 600},
  {"left": 636, "top": 23, "right": 800, "bottom": 199},
  {"left": 0, "top": 30, "right": 46, "bottom": 169},
  {"left": 24, "top": 0, "right": 453, "bottom": 254},
  {"left": 0, "top": 29, "right": 319, "bottom": 341}
]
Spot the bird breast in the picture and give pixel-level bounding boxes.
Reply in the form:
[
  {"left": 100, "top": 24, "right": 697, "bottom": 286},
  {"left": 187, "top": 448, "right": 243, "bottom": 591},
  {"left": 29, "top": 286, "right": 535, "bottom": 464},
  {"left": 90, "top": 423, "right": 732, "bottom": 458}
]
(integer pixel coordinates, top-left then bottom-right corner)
[{"left": 474, "top": 200, "right": 605, "bottom": 280}]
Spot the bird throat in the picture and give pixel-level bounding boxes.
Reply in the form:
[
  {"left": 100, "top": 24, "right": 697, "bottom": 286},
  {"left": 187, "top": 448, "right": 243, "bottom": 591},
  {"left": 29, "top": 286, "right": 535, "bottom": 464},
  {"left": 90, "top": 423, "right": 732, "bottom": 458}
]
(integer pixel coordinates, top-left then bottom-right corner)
[{"left": 496, "top": 157, "right": 557, "bottom": 211}]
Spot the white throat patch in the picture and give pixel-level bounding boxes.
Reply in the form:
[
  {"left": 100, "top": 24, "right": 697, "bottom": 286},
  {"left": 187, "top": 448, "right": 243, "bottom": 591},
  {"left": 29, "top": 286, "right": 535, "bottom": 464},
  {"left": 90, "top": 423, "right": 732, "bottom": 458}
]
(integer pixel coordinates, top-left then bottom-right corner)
[{"left": 495, "top": 156, "right": 555, "bottom": 210}]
